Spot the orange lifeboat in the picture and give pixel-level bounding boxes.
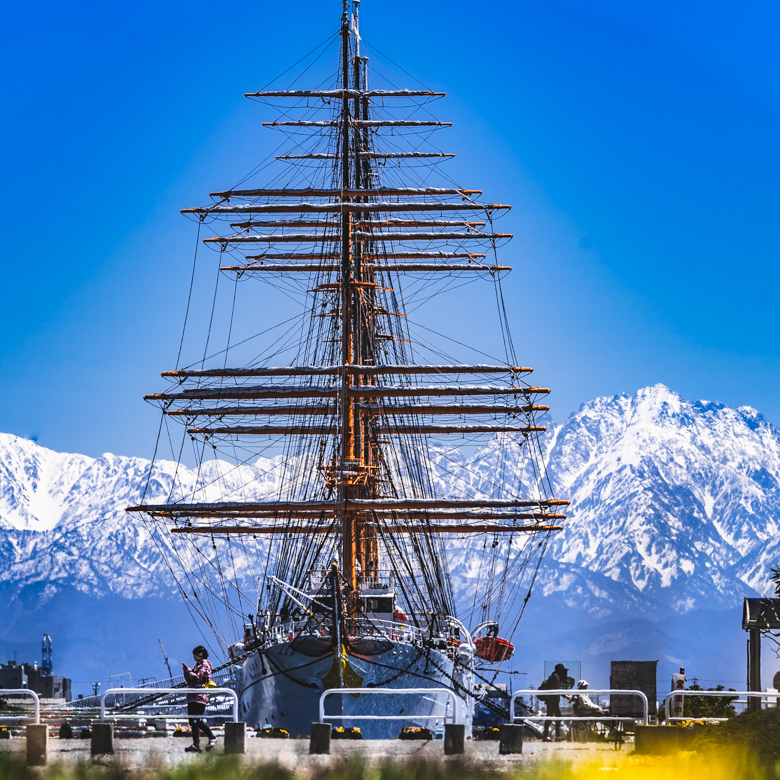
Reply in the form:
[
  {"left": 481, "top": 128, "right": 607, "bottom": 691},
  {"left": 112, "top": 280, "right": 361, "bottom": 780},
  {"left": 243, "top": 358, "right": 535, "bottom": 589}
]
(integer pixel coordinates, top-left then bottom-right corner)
[{"left": 474, "top": 636, "right": 514, "bottom": 663}]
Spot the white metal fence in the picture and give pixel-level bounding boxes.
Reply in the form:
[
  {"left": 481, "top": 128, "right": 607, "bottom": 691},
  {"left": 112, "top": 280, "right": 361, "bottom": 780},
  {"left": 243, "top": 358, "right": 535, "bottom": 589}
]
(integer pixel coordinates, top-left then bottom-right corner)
[
  {"left": 319, "top": 687, "right": 458, "bottom": 724},
  {"left": 509, "top": 688, "right": 650, "bottom": 726},
  {"left": 99, "top": 688, "right": 238, "bottom": 723},
  {"left": 661, "top": 689, "right": 774, "bottom": 722},
  {"left": 0, "top": 689, "right": 40, "bottom": 724}
]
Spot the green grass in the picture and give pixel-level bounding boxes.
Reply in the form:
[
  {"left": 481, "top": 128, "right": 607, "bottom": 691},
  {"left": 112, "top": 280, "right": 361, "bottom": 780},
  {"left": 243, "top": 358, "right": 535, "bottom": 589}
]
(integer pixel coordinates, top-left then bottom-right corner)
[
  {"left": 1, "top": 740, "right": 780, "bottom": 780},
  {"left": 692, "top": 706, "right": 780, "bottom": 761}
]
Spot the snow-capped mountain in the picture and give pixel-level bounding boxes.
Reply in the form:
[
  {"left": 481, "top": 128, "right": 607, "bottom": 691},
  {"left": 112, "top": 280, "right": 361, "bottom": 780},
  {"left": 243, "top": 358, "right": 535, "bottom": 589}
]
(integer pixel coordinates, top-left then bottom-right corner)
[
  {"left": 541, "top": 384, "right": 780, "bottom": 614},
  {"left": 2, "top": 383, "right": 778, "bottom": 690},
  {"left": 3, "top": 383, "right": 778, "bottom": 609},
  {"left": 0, "top": 436, "right": 289, "bottom": 600},
  {"left": 0, "top": 441, "right": 172, "bottom": 600}
]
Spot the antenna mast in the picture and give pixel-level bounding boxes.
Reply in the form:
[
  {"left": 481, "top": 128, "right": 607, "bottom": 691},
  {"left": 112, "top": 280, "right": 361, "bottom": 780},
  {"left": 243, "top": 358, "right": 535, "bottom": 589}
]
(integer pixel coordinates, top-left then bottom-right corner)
[
  {"left": 158, "top": 639, "right": 173, "bottom": 679},
  {"left": 42, "top": 633, "right": 52, "bottom": 673}
]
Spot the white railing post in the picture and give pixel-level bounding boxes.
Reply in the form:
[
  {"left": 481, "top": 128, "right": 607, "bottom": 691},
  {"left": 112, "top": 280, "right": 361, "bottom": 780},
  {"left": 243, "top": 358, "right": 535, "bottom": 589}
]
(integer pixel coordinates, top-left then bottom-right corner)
[
  {"left": 0, "top": 689, "right": 40, "bottom": 724},
  {"left": 509, "top": 688, "right": 649, "bottom": 726},
  {"left": 319, "top": 687, "right": 458, "bottom": 724},
  {"left": 98, "top": 688, "right": 238, "bottom": 722},
  {"left": 661, "top": 689, "right": 769, "bottom": 722}
]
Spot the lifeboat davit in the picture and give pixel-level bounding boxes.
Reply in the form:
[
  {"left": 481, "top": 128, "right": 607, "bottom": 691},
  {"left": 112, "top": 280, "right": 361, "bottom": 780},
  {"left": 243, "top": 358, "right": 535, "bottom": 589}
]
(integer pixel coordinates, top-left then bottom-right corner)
[{"left": 474, "top": 636, "right": 514, "bottom": 663}]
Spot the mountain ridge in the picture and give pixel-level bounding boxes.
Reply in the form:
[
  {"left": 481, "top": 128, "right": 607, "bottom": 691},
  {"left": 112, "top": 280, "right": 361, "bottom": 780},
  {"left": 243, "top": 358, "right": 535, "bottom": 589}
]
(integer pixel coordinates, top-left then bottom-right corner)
[
  {"left": 2, "top": 384, "right": 778, "bottom": 691},
  {"left": 543, "top": 384, "right": 778, "bottom": 607},
  {"left": 3, "top": 384, "right": 778, "bottom": 605}
]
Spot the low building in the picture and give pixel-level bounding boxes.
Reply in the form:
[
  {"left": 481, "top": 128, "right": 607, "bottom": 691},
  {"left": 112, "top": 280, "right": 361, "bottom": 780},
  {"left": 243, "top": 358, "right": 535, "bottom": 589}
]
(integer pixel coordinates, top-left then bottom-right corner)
[
  {"left": 0, "top": 659, "right": 72, "bottom": 702},
  {"left": 0, "top": 661, "right": 28, "bottom": 690},
  {"left": 24, "top": 663, "right": 72, "bottom": 701}
]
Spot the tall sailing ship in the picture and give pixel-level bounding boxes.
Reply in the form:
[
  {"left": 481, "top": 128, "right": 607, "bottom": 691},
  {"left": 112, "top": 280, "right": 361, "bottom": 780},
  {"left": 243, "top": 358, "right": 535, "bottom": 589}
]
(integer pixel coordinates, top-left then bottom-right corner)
[{"left": 129, "top": 0, "right": 568, "bottom": 738}]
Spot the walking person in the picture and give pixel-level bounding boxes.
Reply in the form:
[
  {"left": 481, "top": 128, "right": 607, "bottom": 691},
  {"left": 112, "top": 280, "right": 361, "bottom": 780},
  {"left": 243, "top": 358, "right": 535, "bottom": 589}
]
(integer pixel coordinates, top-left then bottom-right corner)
[
  {"left": 182, "top": 645, "right": 218, "bottom": 753},
  {"left": 539, "top": 663, "right": 572, "bottom": 742}
]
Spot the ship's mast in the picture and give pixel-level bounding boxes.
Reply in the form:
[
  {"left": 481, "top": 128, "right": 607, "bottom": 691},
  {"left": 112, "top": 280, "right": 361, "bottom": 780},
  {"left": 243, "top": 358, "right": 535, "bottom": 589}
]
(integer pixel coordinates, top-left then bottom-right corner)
[
  {"left": 352, "top": 0, "right": 379, "bottom": 595},
  {"left": 130, "top": 0, "right": 569, "bottom": 628},
  {"left": 340, "top": 0, "right": 357, "bottom": 592}
]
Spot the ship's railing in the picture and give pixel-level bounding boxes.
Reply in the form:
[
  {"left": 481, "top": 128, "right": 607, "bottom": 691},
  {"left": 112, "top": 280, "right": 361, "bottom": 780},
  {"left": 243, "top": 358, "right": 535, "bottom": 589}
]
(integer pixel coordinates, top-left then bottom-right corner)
[
  {"left": 357, "top": 616, "right": 429, "bottom": 644},
  {"left": 258, "top": 620, "right": 312, "bottom": 647},
  {"left": 661, "top": 690, "right": 772, "bottom": 722},
  {"left": 358, "top": 571, "right": 395, "bottom": 591},
  {"left": 259, "top": 618, "right": 413, "bottom": 644},
  {"left": 255, "top": 616, "right": 474, "bottom": 661},
  {"left": 510, "top": 689, "right": 649, "bottom": 726},
  {"left": 307, "top": 568, "right": 396, "bottom": 592},
  {"left": 265, "top": 618, "right": 460, "bottom": 652},
  {"left": 271, "top": 620, "right": 307, "bottom": 642},
  {"left": 319, "top": 687, "right": 458, "bottom": 724},
  {"left": 363, "top": 615, "right": 474, "bottom": 653},
  {"left": 99, "top": 688, "right": 238, "bottom": 722},
  {"left": 0, "top": 689, "right": 40, "bottom": 724}
]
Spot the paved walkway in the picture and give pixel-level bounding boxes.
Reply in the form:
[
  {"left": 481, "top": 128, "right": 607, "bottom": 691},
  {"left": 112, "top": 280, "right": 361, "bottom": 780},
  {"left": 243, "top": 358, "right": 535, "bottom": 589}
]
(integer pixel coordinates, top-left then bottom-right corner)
[{"left": 0, "top": 737, "right": 632, "bottom": 773}]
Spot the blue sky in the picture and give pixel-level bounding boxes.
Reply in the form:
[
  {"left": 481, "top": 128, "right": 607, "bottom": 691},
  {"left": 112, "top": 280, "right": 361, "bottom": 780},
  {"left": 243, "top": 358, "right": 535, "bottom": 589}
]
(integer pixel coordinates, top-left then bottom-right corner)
[{"left": 1, "top": 0, "right": 779, "bottom": 459}]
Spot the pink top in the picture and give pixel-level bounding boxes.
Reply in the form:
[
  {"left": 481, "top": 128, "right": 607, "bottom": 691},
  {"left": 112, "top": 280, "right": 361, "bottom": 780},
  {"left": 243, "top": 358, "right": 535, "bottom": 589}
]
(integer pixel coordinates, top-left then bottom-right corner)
[{"left": 183, "top": 658, "right": 213, "bottom": 705}]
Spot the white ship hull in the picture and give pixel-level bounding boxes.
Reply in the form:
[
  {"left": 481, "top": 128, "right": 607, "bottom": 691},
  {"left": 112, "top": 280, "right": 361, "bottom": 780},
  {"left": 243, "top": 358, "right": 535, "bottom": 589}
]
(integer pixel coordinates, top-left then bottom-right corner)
[{"left": 237, "top": 639, "right": 470, "bottom": 739}]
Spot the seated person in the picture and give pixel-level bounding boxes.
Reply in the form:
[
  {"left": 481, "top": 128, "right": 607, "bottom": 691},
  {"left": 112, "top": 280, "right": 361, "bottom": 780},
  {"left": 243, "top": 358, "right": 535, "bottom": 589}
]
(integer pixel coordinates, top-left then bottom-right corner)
[{"left": 571, "top": 680, "right": 605, "bottom": 718}]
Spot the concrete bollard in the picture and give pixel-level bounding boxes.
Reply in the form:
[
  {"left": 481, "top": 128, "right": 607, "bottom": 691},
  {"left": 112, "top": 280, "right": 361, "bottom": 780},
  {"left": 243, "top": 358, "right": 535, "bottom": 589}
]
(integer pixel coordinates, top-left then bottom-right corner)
[
  {"left": 443, "top": 723, "right": 465, "bottom": 755},
  {"left": 499, "top": 723, "right": 524, "bottom": 754},
  {"left": 635, "top": 725, "right": 678, "bottom": 755},
  {"left": 224, "top": 722, "right": 247, "bottom": 755},
  {"left": 309, "top": 722, "right": 331, "bottom": 755},
  {"left": 26, "top": 724, "right": 48, "bottom": 766},
  {"left": 91, "top": 723, "right": 115, "bottom": 756}
]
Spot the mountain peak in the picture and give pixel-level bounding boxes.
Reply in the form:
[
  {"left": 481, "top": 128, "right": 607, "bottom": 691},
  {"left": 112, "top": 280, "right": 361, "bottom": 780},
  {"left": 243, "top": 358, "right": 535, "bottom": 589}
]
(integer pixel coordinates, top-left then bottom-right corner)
[{"left": 541, "top": 383, "right": 780, "bottom": 613}]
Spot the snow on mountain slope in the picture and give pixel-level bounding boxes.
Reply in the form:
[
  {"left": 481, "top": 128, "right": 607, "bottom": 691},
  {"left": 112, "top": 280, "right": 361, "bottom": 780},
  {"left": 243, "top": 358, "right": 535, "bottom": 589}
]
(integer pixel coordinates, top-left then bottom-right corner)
[
  {"left": 537, "top": 384, "right": 780, "bottom": 614},
  {"left": 1, "top": 384, "right": 778, "bottom": 618},
  {"left": 0, "top": 433, "right": 282, "bottom": 601},
  {"left": 0, "top": 436, "right": 92, "bottom": 532}
]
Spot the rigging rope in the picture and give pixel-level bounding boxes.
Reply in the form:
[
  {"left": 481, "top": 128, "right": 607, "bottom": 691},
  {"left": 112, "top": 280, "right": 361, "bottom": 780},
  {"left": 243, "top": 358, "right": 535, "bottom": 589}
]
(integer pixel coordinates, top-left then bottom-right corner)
[{"left": 137, "top": 22, "right": 564, "bottom": 674}]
